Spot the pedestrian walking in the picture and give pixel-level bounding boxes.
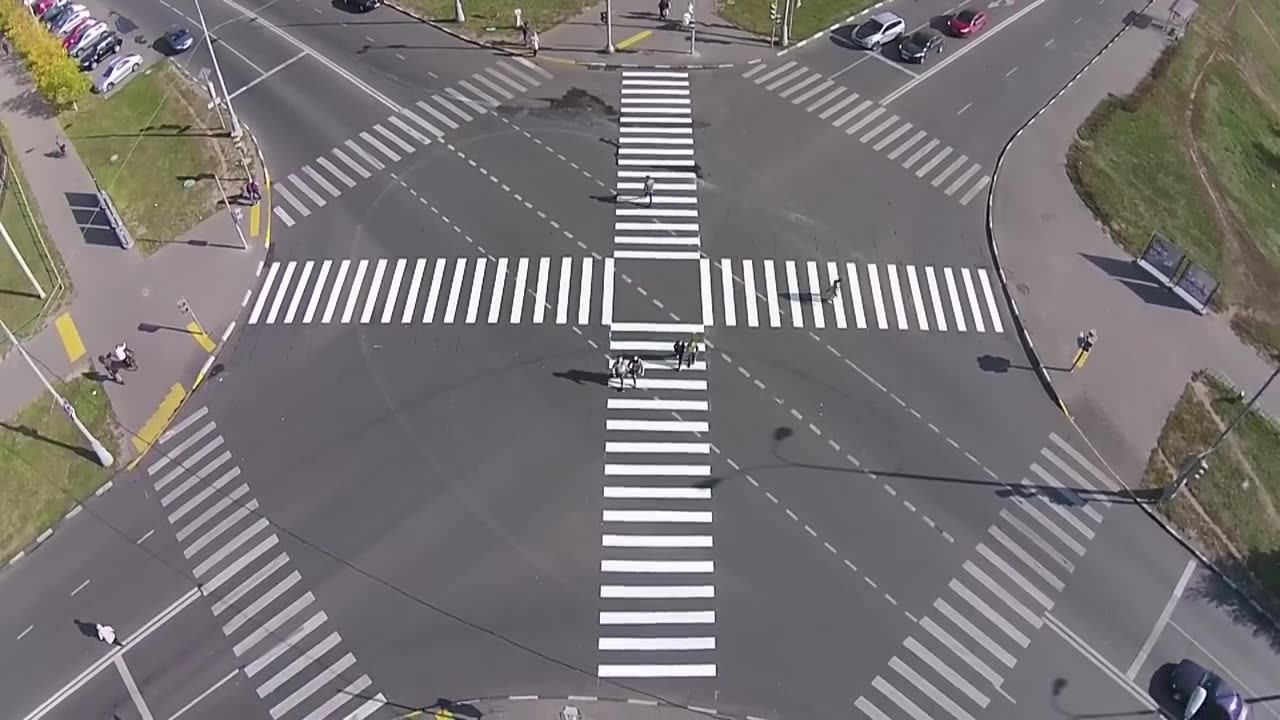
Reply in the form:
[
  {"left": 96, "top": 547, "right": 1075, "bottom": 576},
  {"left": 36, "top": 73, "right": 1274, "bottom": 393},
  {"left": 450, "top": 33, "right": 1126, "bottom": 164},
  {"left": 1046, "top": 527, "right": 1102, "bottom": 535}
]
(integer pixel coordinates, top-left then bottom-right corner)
[
  {"left": 2, "top": 38, "right": 10, "bottom": 57},
  {"left": 95, "top": 623, "right": 123, "bottom": 647},
  {"left": 643, "top": 175, "right": 655, "bottom": 206},
  {"left": 55, "top": 136, "right": 66, "bottom": 158},
  {"left": 658, "top": 0, "right": 670, "bottom": 20},
  {"left": 520, "top": 20, "right": 529, "bottom": 46},
  {"left": 627, "top": 356, "right": 644, "bottom": 388},
  {"left": 684, "top": 335, "right": 701, "bottom": 368},
  {"left": 820, "top": 278, "right": 842, "bottom": 303},
  {"left": 673, "top": 339, "right": 687, "bottom": 371},
  {"left": 529, "top": 28, "right": 540, "bottom": 56},
  {"left": 610, "top": 355, "right": 626, "bottom": 388}
]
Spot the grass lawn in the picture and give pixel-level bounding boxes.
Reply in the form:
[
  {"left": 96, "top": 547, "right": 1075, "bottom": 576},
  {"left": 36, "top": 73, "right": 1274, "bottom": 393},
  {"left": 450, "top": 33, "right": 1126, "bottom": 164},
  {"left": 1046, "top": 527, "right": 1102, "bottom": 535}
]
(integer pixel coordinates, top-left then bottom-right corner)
[
  {"left": 396, "top": 0, "right": 592, "bottom": 43},
  {"left": 0, "top": 123, "right": 70, "bottom": 348},
  {"left": 1067, "top": 0, "right": 1280, "bottom": 355},
  {"left": 0, "top": 377, "right": 120, "bottom": 564},
  {"left": 60, "top": 61, "right": 247, "bottom": 256},
  {"left": 1143, "top": 372, "right": 1280, "bottom": 604},
  {"left": 719, "top": 0, "right": 878, "bottom": 42}
]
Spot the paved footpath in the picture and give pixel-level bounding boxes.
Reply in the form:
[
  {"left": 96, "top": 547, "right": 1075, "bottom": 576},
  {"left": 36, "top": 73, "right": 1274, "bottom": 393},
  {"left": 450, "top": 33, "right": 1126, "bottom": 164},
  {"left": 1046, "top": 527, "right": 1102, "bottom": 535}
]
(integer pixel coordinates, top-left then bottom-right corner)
[
  {"left": 0, "top": 57, "right": 266, "bottom": 464},
  {"left": 993, "top": 4, "right": 1280, "bottom": 481},
  {"left": 534, "top": 0, "right": 768, "bottom": 66}
]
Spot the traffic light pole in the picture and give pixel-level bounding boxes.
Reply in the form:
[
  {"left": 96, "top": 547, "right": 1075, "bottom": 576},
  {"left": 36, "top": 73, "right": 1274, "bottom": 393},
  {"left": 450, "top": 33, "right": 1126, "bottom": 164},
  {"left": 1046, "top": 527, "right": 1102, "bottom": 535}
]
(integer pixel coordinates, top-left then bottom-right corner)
[{"left": 1161, "top": 365, "right": 1280, "bottom": 503}]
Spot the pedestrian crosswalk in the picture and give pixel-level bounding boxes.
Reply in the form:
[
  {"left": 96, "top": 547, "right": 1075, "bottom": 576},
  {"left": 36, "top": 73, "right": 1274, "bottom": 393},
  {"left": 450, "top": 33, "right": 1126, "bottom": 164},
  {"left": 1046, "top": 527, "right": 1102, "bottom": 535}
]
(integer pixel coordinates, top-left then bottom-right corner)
[
  {"left": 146, "top": 407, "right": 386, "bottom": 720},
  {"left": 271, "top": 59, "right": 554, "bottom": 229},
  {"left": 600, "top": 325, "right": 716, "bottom": 679},
  {"left": 613, "top": 70, "right": 701, "bottom": 259},
  {"left": 246, "top": 256, "right": 1005, "bottom": 334},
  {"left": 854, "top": 433, "right": 1121, "bottom": 719},
  {"left": 741, "top": 61, "right": 991, "bottom": 207}
]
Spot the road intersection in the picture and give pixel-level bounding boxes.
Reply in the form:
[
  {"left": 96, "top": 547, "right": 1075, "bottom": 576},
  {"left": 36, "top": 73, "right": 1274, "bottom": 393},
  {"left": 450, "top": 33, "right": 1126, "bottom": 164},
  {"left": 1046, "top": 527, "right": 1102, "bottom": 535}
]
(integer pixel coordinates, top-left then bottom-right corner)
[{"left": 6, "top": 0, "right": 1280, "bottom": 718}]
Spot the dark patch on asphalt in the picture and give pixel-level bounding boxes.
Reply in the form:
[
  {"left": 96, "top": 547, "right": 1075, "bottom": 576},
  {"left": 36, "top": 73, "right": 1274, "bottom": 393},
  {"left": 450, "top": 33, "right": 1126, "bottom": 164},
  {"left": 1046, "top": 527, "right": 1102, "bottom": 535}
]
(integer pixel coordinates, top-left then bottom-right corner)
[{"left": 498, "top": 88, "right": 619, "bottom": 119}]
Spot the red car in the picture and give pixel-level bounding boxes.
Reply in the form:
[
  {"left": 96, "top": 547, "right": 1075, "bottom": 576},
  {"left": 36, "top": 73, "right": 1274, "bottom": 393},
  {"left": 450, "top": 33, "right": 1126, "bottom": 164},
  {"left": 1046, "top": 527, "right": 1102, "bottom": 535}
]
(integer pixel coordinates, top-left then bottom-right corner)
[
  {"left": 32, "top": 0, "right": 59, "bottom": 15},
  {"left": 949, "top": 9, "right": 988, "bottom": 36},
  {"left": 63, "top": 18, "right": 95, "bottom": 49}
]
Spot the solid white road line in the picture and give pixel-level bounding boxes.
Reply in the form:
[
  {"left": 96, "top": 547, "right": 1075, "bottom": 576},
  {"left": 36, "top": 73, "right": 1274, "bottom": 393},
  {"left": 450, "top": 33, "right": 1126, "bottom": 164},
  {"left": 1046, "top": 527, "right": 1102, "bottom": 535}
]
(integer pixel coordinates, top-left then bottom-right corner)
[
  {"left": 828, "top": 261, "right": 847, "bottom": 329},
  {"left": 785, "top": 260, "right": 803, "bottom": 328},
  {"left": 1029, "top": 463, "right": 1102, "bottom": 522},
  {"left": 700, "top": 258, "right": 714, "bottom": 327},
  {"left": 302, "top": 165, "right": 340, "bottom": 197},
  {"left": 915, "top": 145, "right": 953, "bottom": 178},
  {"left": 610, "top": 321, "right": 704, "bottom": 333},
  {"left": 883, "top": 0, "right": 1048, "bottom": 104},
  {"left": 607, "top": 398, "right": 708, "bottom": 410},
  {"left": 943, "top": 268, "right": 966, "bottom": 332},
  {"left": 330, "top": 147, "right": 371, "bottom": 180},
  {"left": 960, "top": 175, "right": 991, "bottom": 205},
  {"left": 1049, "top": 433, "right": 1122, "bottom": 491},
  {"left": 978, "top": 268, "right": 1005, "bottom": 333},
  {"left": 360, "top": 258, "right": 388, "bottom": 324},
  {"left": 533, "top": 257, "right": 550, "bottom": 324},
  {"left": 931, "top": 154, "right": 969, "bottom": 187},
  {"left": 924, "top": 266, "right": 947, "bottom": 332},
  {"left": 934, "top": 598, "right": 1016, "bottom": 667},
  {"left": 1046, "top": 613, "right": 1157, "bottom": 710},
  {"left": 1126, "top": 559, "right": 1196, "bottom": 679},
  {"left": 283, "top": 261, "right": 313, "bottom": 324},
  {"left": 946, "top": 163, "right": 982, "bottom": 196},
  {"left": 819, "top": 92, "right": 861, "bottom": 121},
  {"left": 847, "top": 262, "right": 867, "bottom": 329},
  {"left": 919, "top": 616, "right": 1006, "bottom": 691},
  {"left": 890, "top": 657, "right": 975, "bottom": 720},
  {"left": 265, "top": 261, "right": 295, "bottom": 324},
  {"left": 989, "top": 525, "right": 1063, "bottom": 591},
  {"left": 867, "top": 263, "right": 889, "bottom": 330},
  {"left": 962, "top": 268, "right": 986, "bottom": 332},
  {"left": 606, "top": 441, "right": 710, "bottom": 454},
  {"left": 902, "top": 138, "right": 939, "bottom": 170},
  {"left": 905, "top": 265, "right": 928, "bottom": 331},
  {"left": 606, "top": 419, "right": 708, "bottom": 432},
  {"left": 887, "top": 129, "right": 927, "bottom": 160},
  {"left": 806, "top": 261, "right": 825, "bottom": 328},
  {"left": 556, "top": 256, "right": 572, "bottom": 325},
  {"left": 579, "top": 257, "right": 593, "bottom": 326},
  {"left": 488, "top": 258, "right": 508, "bottom": 324},
  {"left": 602, "top": 258, "right": 614, "bottom": 326},
  {"left": 872, "top": 676, "right": 931, "bottom": 720},
  {"left": 600, "top": 611, "right": 714, "bottom": 624},
  {"left": 886, "top": 264, "right": 908, "bottom": 330},
  {"left": 873, "top": 121, "right": 912, "bottom": 151},
  {"left": 854, "top": 696, "right": 893, "bottom": 720}
]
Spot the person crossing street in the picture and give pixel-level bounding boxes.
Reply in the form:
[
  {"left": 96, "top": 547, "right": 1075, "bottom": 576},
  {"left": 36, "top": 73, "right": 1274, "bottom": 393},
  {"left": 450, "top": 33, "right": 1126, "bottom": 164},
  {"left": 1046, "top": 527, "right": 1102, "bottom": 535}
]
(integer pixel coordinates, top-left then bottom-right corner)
[
  {"left": 673, "top": 339, "right": 687, "bottom": 371},
  {"left": 626, "top": 356, "right": 644, "bottom": 388}
]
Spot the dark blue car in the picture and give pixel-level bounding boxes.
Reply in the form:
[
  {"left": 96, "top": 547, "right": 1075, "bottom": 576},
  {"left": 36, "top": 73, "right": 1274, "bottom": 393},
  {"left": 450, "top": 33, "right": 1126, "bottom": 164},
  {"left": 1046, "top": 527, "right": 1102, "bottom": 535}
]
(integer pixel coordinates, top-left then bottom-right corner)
[
  {"left": 166, "top": 26, "right": 194, "bottom": 52},
  {"left": 1171, "top": 659, "right": 1249, "bottom": 719}
]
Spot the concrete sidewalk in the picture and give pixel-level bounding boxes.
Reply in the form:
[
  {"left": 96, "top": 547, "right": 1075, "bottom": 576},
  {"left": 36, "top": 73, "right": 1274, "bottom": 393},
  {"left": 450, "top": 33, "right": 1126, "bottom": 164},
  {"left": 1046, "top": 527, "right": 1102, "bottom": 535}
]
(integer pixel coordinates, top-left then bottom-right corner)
[
  {"left": 0, "top": 58, "right": 266, "bottom": 464},
  {"left": 992, "top": 3, "right": 1280, "bottom": 482},
  {"left": 537, "top": 0, "right": 770, "bottom": 66}
]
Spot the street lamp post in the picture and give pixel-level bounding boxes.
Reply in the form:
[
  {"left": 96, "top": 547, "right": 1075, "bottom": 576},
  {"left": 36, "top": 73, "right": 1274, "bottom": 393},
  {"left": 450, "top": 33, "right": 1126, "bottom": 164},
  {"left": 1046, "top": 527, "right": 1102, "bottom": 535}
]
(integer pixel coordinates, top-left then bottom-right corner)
[
  {"left": 0, "top": 319, "right": 113, "bottom": 467},
  {"left": 1161, "top": 365, "right": 1280, "bottom": 503},
  {"left": 605, "top": 0, "right": 615, "bottom": 53},
  {"left": 193, "top": 0, "right": 242, "bottom": 140}
]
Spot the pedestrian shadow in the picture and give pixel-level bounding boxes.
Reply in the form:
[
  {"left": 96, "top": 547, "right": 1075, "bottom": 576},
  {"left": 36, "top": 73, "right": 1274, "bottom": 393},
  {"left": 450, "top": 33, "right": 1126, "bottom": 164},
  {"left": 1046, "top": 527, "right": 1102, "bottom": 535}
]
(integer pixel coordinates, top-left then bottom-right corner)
[
  {"left": 73, "top": 619, "right": 101, "bottom": 639},
  {"left": 553, "top": 369, "right": 611, "bottom": 386},
  {"left": 781, "top": 291, "right": 821, "bottom": 303},
  {"left": 591, "top": 193, "right": 620, "bottom": 204}
]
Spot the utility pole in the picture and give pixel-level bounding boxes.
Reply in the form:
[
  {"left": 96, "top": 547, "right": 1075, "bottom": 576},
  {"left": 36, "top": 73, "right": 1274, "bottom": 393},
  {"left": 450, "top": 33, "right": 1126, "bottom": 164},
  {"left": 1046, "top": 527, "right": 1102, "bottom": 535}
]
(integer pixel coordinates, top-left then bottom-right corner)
[
  {"left": 454, "top": 0, "right": 465, "bottom": 22},
  {"left": 1161, "top": 365, "right": 1280, "bottom": 503},
  {"left": 0, "top": 219, "right": 45, "bottom": 299},
  {"left": 780, "top": 0, "right": 793, "bottom": 46},
  {"left": 0, "top": 319, "right": 113, "bottom": 467},
  {"left": 193, "top": 0, "right": 241, "bottom": 140},
  {"left": 769, "top": 0, "right": 780, "bottom": 46}
]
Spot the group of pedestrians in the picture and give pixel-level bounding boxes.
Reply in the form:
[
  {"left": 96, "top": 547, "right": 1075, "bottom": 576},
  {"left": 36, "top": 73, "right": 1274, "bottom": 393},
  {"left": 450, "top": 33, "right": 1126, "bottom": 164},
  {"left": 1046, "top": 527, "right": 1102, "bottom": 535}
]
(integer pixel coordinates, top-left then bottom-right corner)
[{"left": 608, "top": 335, "right": 704, "bottom": 389}]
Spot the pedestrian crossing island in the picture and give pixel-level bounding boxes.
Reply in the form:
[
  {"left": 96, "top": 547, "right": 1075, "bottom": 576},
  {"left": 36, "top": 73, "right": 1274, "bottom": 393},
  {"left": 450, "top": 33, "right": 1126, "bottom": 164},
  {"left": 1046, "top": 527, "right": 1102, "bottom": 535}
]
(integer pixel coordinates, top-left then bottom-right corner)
[{"left": 248, "top": 256, "right": 1007, "bottom": 334}]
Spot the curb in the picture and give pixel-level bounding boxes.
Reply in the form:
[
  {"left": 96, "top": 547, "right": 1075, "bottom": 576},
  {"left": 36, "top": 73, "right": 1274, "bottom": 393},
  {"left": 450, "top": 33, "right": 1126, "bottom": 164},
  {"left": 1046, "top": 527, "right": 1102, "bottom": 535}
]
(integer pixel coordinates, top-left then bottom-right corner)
[
  {"left": 776, "top": 0, "right": 889, "bottom": 56},
  {"left": 6, "top": 102, "right": 274, "bottom": 571},
  {"left": 982, "top": 0, "right": 1158, "bottom": 419},
  {"left": 386, "top": 0, "right": 759, "bottom": 70}
]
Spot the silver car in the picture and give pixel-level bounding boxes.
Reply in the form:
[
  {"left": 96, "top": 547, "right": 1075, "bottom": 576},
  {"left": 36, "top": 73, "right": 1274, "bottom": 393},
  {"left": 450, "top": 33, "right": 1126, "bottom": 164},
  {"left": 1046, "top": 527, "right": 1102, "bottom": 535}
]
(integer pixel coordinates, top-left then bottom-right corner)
[{"left": 853, "top": 11, "right": 906, "bottom": 50}]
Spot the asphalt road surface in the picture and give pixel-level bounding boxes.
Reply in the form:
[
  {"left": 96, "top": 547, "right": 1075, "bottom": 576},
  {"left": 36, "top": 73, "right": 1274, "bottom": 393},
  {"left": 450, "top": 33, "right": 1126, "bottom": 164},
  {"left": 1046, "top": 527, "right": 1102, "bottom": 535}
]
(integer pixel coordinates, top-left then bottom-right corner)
[{"left": 7, "top": 1, "right": 1280, "bottom": 719}]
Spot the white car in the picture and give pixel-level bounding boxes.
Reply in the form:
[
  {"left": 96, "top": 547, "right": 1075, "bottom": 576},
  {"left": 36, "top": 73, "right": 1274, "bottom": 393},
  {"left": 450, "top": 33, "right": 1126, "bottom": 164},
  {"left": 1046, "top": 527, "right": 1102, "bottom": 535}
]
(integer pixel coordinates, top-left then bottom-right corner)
[
  {"left": 852, "top": 11, "right": 906, "bottom": 50},
  {"left": 53, "top": 8, "right": 89, "bottom": 37},
  {"left": 68, "top": 20, "right": 107, "bottom": 56},
  {"left": 95, "top": 53, "right": 141, "bottom": 93}
]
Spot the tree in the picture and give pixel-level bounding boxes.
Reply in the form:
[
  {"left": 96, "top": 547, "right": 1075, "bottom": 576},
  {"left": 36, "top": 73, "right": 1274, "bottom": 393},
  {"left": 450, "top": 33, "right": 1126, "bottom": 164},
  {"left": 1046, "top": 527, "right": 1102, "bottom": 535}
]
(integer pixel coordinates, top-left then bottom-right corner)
[{"left": 0, "top": 0, "right": 90, "bottom": 109}]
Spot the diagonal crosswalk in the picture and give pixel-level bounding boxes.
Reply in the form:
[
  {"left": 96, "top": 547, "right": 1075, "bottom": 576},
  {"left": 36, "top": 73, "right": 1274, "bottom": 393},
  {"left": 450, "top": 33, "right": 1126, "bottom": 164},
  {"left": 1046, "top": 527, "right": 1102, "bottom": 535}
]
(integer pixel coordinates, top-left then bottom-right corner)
[
  {"left": 270, "top": 59, "right": 554, "bottom": 228},
  {"left": 146, "top": 408, "right": 387, "bottom": 720},
  {"left": 742, "top": 61, "right": 991, "bottom": 206},
  {"left": 854, "top": 433, "right": 1122, "bottom": 719},
  {"left": 246, "top": 256, "right": 1006, "bottom": 334}
]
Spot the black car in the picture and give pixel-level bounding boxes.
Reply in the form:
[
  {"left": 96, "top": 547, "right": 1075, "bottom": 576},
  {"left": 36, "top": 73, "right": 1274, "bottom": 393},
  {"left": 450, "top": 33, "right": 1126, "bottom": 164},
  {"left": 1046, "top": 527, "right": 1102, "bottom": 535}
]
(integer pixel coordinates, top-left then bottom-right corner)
[
  {"left": 344, "top": 0, "right": 381, "bottom": 10},
  {"left": 1170, "top": 659, "right": 1249, "bottom": 720},
  {"left": 899, "top": 28, "right": 944, "bottom": 63},
  {"left": 79, "top": 32, "right": 121, "bottom": 71}
]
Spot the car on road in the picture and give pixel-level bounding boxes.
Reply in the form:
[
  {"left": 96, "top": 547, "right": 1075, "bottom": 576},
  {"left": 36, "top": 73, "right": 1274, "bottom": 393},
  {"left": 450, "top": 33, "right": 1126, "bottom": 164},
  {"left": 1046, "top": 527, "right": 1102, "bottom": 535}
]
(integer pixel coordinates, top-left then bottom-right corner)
[
  {"left": 948, "top": 9, "right": 988, "bottom": 36},
  {"left": 852, "top": 11, "right": 905, "bottom": 50},
  {"left": 899, "top": 28, "right": 944, "bottom": 62},
  {"left": 342, "top": 0, "right": 382, "bottom": 11},
  {"left": 79, "top": 31, "right": 121, "bottom": 70},
  {"left": 165, "top": 26, "right": 194, "bottom": 52},
  {"left": 1170, "top": 659, "right": 1249, "bottom": 719},
  {"left": 69, "top": 19, "right": 108, "bottom": 55},
  {"left": 94, "top": 53, "right": 141, "bottom": 93}
]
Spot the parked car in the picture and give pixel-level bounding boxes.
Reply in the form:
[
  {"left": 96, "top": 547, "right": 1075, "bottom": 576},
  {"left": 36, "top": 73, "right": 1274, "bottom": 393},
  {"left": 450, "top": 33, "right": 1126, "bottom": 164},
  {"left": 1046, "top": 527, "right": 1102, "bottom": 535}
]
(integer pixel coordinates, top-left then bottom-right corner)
[
  {"left": 343, "top": 0, "right": 382, "bottom": 10},
  {"left": 898, "top": 28, "right": 944, "bottom": 62},
  {"left": 40, "top": 1, "right": 78, "bottom": 26},
  {"left": 852, "top": 11, "right": 905, "bottom": 50},
  {"left": 165, "top": 26, "right": 194, "bottom": 52},
  {"left": 63, "top": 17, "right": 99, "bottom": 50},
  {"left": 79, "top": 31, "right": 121, "bottom": 71},
  {"left": 53, "top": 9, "right": 91, "bottom": 37},
  {"left": 33, "top": 0, "right": 64, "bottom": 19},
  {"left": 1170, "top": 659, "right": 1249, "bottom": 720},
  {"left": 68, "top": 20, "right": 108, "bottom": 56},
  {"left": 948, "top": 9, "right": 988, "bottom": 36},
  {"left": 94, "top": 53, "right": 141, "bottom": 92}
]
